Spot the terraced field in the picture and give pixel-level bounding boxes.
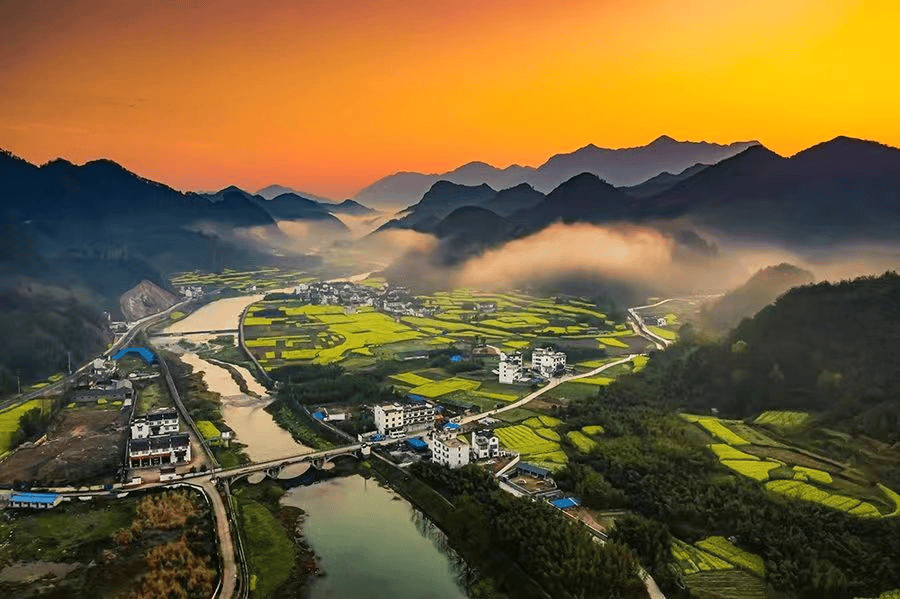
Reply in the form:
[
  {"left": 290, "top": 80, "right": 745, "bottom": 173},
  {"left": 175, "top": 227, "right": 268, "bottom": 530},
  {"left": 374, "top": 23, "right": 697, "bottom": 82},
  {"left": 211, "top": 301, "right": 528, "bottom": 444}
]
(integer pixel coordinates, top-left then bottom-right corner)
[
  {"left": 695, "top": 536, "right": 765, "bottom": 577},
  {"left": 0, "top": 399, "right": 50, "bottom": 454},
  {"left": 755, "top": 410, "right": 811, "bottom": 429},
  {"left": 566, "top": 430, "right": 598, "bottom": 453}
]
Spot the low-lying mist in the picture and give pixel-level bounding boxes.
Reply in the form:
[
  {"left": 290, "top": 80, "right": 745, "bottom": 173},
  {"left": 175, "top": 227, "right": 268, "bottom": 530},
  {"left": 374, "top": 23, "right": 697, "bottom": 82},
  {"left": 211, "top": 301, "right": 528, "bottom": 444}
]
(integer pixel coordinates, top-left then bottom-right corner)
[{"left": 230, "top": 216, "right": 900, "bottom": 304}]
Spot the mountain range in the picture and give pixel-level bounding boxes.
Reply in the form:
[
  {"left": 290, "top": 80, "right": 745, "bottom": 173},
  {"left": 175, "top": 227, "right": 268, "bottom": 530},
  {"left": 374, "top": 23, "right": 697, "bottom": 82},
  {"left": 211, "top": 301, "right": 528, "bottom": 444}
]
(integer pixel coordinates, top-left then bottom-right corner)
[
  {"left": 354, "top": 136, "right": 758, "bottom": 209},
  {"left": 376, "top": 136, "right": 900, "bottom": 256}
]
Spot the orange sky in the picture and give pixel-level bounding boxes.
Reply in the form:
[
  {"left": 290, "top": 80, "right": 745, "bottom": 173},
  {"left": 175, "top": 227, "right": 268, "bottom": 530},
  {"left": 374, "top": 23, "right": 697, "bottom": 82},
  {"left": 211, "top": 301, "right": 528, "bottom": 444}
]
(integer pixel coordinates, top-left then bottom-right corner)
[{"left": 1, "top": 0, "right": 898, "bottom": 198}]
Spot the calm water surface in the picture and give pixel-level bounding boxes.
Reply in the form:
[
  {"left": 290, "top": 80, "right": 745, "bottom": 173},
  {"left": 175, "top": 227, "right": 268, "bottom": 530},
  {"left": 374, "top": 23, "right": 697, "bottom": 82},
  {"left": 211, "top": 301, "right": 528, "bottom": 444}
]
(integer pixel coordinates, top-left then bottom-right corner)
[{"left": 283, "top": 475, "right": 469, "bottom": 599}]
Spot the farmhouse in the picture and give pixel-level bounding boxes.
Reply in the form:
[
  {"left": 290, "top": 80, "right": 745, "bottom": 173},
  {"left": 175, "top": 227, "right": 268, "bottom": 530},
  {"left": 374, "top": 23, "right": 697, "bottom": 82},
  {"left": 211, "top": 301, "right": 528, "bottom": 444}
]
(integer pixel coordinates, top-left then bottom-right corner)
[
  {"left": 128, "top": 433, "right": 191, "bottom": 468},
  {"left": 432, "top": 435, "right": 470, "bottom": 469},
  {"left": 516, "top": 462, "right": 552, "bottom": 480},
  {"left": 7, "top": 492, "right": 62, "bottom": 510},
  {"left": 131, "top": 408, "right": 179, "bottom": 439},
  {"left": 374, "top": 402, "right": 435, "bottom": 438},
  {"left": 531, "top": 347, "right": 566, "bottom": 378},
  {"left": 497, "top": 351, "right": 525, "bottom": 384},
  {"left": 471, "top": 429, "right": 500, "bottom": 460}
]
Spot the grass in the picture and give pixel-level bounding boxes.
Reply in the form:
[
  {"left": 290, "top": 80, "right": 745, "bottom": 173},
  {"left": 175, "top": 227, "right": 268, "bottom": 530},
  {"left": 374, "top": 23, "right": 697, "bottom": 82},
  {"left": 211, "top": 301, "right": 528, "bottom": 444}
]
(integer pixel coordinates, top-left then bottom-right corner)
[
  {"left": 495, "top": 424, "right": 561, "bottom": 455},
  {"left": 197, "top": 420, "right": 221, "bottom": 439},
  {"left": 567, "top": 430, "right": 598, "bottom": 453},
  {"left": 236, "top": 496, "right": 295, "bottom": 598},
  {"left": 0, "top": 399, "right": 50, "bottom": 452},
  {"left": 695, "top": 536, "right": 765, "bottom": 577},
  {"left": 497, "top": 408, "right": 541, "bottom": 423},
  {"left": 754, "top": 410, "right": 811, "bottom": 428},
  {"left": 693, "top": 417, "right": 749, "bottom": 445},
  {"left": 137, "top": 381, "right": 170, "bottom": 413}
]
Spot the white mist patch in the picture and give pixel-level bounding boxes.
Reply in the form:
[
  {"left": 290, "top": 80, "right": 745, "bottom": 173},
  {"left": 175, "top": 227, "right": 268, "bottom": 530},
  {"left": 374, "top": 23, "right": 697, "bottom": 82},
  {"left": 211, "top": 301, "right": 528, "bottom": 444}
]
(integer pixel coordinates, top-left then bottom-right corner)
[{"left": 457, "top": 223, "right": 674, "bottom": 289}]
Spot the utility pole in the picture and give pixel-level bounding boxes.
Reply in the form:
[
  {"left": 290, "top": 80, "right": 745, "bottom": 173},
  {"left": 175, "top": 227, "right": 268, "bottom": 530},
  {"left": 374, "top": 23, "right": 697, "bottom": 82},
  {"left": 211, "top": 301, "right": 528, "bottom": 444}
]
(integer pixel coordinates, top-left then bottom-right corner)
[{"left": 68, "top": 352, "right": 72, "bottom": 375}]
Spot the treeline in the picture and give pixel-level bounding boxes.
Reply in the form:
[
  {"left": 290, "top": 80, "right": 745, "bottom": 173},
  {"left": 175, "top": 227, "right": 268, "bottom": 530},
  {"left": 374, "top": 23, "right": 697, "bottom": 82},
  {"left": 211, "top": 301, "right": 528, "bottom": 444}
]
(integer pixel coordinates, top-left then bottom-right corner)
[
  {"left": 409, "top": 462, "right": 649, "bottom": 599},
  {"left": 558, "top": 347, "right": 900, "bottom": 596},
  {"left": 660, "top": 272, "right": 900, "bottom": 441}
]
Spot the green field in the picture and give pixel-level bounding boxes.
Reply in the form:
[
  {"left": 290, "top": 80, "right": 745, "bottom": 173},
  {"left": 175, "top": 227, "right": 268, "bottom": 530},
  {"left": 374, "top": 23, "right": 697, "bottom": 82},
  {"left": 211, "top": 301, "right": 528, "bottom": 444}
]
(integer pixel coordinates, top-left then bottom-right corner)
[
  {"left": 721, "top": 459, "right": 782, "bottom": 481},
  {"left": 672, "top": 539, "right": 734, "bottom": 575},
  {"left": 691, "top": 417, "right": 749, "bottom": 445},
  {"left": 495, "top": 425, "right": 562, "bottom": 455},
  {"left": 197, "top": 420, "right": 221, "bottom": 439},
  {"left": 566, "top": 430, "right": 598, "bottom": 453},
  {"left": 409, "top": 377, "right": 481, "bottom": 398},
  {"left": 389, "top": 372, "right": 435, "bottom": 386},
  {"left": 754, "top": 410, "right": 811, "bottom": 429},
  {"left": 581, "top": 425, "right": 605, "bottom": 436},
  {"left": 793, "top": 466, "right": 833, "bottom": 484},
  {"left": 708, "top": 444, "right": 759, "bottom": 460},
  {"left": 648, "top": 325, "right": 677, "bottom": 341},
  {"left": 0, "top": 399, "right": 50, "bottom": 452},
  {"left": 695, "top": 536, "right": 765, "bottom": 577}
]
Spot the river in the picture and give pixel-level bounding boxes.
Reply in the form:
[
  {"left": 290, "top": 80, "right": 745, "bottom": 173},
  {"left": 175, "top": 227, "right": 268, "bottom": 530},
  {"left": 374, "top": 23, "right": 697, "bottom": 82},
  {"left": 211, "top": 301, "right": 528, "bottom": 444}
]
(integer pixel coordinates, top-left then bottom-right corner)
[
  {"left": 282, "top": 475, "right": 469, "bottom": 599},
  {"left": 154, "top": 292, "right": 312, "bottom": 462}
]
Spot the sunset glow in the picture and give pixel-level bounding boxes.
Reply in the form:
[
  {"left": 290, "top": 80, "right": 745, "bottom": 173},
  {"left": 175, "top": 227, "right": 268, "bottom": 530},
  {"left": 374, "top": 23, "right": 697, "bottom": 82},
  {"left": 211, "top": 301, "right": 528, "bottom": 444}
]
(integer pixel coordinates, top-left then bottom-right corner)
[{"left": 2, "top": 0, "right": 898, "bottom": 198}]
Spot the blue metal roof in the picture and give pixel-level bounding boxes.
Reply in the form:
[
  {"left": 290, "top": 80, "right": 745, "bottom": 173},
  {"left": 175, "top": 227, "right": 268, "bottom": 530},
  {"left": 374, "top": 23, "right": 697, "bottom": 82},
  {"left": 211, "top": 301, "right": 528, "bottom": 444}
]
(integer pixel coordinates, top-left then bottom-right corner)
[
  {"left": 551, "top": 497, "right": 581, "bottom": 509},
  {"left": 444, "top": 423, "right": 460, "bottom": 431},
  {"left": 450, "top": 355, "right": 462, "bottom": 362},
  {"left": 407, "top": 394, "right": 425, "bottom": 403},
  {"left": 111, "top": 347, "right": 156, "bottom": 363},
  {"left": 406, "top": 438, "right": 429, "bottom": 450},
  {"left": 311, "top": 411, "right": 325, "bottom": 420},
  {"left": 516, "top": 462, "right": 550, "bottom": 477},
  {"left": 10, "top": 492, "right": 60, "bottom": 504}
]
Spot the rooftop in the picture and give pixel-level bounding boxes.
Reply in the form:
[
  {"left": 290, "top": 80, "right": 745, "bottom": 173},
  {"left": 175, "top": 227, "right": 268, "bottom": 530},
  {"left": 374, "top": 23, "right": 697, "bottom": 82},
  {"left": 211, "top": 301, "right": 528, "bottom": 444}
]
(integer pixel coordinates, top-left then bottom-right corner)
[{"left": 10, "top": 492, "right": 60, "bottom": 504}]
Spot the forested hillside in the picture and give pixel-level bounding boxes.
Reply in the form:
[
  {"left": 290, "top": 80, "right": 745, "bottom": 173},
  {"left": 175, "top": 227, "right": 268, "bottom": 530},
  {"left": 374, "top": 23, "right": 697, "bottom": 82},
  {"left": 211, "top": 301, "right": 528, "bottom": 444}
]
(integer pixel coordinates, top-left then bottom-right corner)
[{"left": 668, "top": 272, "right": 900, "bottom": 440}]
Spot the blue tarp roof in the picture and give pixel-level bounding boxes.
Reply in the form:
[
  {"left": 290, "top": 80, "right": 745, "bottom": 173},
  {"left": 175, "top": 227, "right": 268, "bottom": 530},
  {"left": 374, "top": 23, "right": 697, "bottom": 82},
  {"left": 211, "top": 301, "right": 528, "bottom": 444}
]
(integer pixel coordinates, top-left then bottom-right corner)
[
  {"left": 406, "top": 438, "right": 429, "bottom": 450},
  {"left": 551, "top": 497, "right": 581, "bottom": 509},
  {"left": 10, "top": 492, "right": 59, "bottom": 504},
  {"left": 450, "top": 355, "right": 462, "bottom": 362},
  {"left": 311, "top": 411, "right": 325, "bottom": 420},
  {"left": 444, "top": 423, "right": 460, "bottom": 431},
  {"left": 517, "top": 462, "right": 550, "bottom": 477},
  {"left": 407, "top": 394, "right": 425, "bottom": 403},
  {"left": 111, "top": 347, "right": 155, "bottom": 363}
]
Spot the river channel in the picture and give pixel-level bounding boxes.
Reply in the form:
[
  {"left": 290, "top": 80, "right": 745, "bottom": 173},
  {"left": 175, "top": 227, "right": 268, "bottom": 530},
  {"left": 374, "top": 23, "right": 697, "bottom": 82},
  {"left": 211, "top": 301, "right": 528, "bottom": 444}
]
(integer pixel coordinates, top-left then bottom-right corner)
[
  {"left": 154, "top": 293, "right": 312, "bottom": 462},
  {"left": 283, "top": 475, "right": 469, "bottom": 599}
]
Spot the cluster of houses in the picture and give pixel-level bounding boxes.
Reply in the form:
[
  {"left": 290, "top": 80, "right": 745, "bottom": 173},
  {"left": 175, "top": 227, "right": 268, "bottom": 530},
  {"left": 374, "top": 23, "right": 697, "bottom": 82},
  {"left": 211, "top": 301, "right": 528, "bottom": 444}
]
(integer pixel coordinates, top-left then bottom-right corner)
[
  {"left": 127, "top": 408, "right": 192, "bottom": 469},
  {"left": 289, "top": 281, "right": 438, "bottom": 318},
  {"left": 497, "top": 347, "right": 567, "bottom": 383}
]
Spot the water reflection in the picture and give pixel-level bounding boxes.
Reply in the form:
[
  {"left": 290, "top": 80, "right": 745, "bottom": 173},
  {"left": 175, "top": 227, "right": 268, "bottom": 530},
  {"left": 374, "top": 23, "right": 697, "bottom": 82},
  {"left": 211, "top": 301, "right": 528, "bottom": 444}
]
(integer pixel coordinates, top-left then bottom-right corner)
[{"left": 283, "top": 475, "right": 468, "bottom": 599}]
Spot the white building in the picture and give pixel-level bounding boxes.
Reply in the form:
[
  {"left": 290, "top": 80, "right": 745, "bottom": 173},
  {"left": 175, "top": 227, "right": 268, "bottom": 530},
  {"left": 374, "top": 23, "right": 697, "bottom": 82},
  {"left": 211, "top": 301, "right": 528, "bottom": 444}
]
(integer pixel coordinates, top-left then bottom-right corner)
[
  {"left": 498, "top": 352, "right": 525, "bottom": 384},
  {"left": 131, "top": 408, "right": 179, "bottom": 439},
  {"left": 471, "top": 430, "right": 500, "bottom": 460},
  {"left": 374, "top": 402, "right": 435, "bottom": 438},
  {"left": 432, "top": 435, "right": 470, "bottom": 469},
  {"left": 128, "top": 433, "right": 191, "bottom": 468},
  {"left": 532, "top": 347, "right": 566, "bottom": 378}
]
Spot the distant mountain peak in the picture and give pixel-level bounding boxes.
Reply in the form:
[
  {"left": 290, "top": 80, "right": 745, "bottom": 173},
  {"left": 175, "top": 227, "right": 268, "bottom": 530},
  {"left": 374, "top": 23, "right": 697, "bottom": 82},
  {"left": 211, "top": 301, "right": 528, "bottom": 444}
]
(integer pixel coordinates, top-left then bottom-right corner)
[{"left": 650, "top": 134, "right": 678, "bottom": 145}]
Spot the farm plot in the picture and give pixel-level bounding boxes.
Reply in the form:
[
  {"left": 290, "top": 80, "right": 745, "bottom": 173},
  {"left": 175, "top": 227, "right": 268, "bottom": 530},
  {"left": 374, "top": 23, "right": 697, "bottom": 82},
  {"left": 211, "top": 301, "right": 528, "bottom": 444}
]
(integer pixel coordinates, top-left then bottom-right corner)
[
  {"left": 721, "top": 459, "right": 782, "bottom": 481},
  {"left": 671, "top": 539, "right": 734, "bottom": 575},
  {"left": 582, "top": 425, "right": 605, "bottom": 436},
  {"left": 0, "top": 399, "right": 50, "bottom": 453},
  {"left": 755, "top": 410, "right": 811, "bottom": 429},
  {"left": 567, "top": 431, "right": 598, "bottom": 453},
  {"left": 494, "top": 425, "right": 561, "bottom": 455},
  {"left": 409, "top": 377, "right": 481, "bottom": 398},
  {"left": 793, "top": 466, "right": 833, "bottom": 484},
  {"left": 389, "top": 372, "right": 435, "bottom": 387},
  {"left": 684, "top": 570, "right": 767, "bottom": 599},
  {"left": 692, "top": 417, "right": 749, "bottom": 445},
  {"left": 765, "top": 480, "right": 881, "bottom": 516},
  {"left": 708, "top": 444, "right": 759, "bottom": 460},
  {"left": 695, "top": 536, "right": 765, "bottom": 577}
]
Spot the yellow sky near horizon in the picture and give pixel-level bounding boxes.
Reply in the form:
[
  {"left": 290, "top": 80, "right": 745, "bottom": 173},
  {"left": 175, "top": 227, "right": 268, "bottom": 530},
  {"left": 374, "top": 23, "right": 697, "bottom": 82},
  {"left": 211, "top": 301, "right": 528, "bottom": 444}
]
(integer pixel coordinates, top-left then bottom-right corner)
[{"left": 1, "top": 0, "right": 898, "bottom": 198}]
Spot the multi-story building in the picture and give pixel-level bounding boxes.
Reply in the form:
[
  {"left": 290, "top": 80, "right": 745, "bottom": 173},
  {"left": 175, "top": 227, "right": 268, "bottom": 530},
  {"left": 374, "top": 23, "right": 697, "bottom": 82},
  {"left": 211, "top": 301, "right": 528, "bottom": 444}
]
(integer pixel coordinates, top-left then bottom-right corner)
[
  {"left": 128, "top": 433, "right": 191, "bottom": 469},
  {"left": 471, "top": 430, "right": 500, "bottom": 460},
  {"left": 432, "top": 435, "right": 470, "bottom": 469},
  {"left": 374, "top": 402, "right": 435, "bottom": 438},
  {"left": 532, "top": 347, "right": 566, "bottom": 378},
  {"left": 131, "top": 408, "right": 179, "bottom": 439},
  {"left": 498, "top": 352, "right": 524, "bottom": 384}
]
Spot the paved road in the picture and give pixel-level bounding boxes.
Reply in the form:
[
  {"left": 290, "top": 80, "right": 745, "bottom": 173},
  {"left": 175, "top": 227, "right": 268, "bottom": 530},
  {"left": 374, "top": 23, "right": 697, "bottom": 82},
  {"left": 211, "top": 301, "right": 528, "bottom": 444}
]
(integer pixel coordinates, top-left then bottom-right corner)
[
  {"left": 3, "top": 299, "right": 190, "bottom": 408},
  {"left": 200, "top": 479, "right": 236, "bottom": 599},
  {"left": 460, "top": 354, "right": 638, "bottom": 425}
]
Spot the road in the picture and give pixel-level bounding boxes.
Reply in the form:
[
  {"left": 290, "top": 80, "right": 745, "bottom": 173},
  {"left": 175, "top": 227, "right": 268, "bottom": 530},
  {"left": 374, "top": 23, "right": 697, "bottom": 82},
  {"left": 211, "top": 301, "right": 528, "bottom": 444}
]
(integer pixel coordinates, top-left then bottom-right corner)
[
  {"left": 4, "top": 299, "right": 190, "bottom": 408},
  {"left": 199, "top": 479, "right": 236, "bottom": 599},
  {"left": 460, "top": 354, "right": 638, "bottom": 425}
]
